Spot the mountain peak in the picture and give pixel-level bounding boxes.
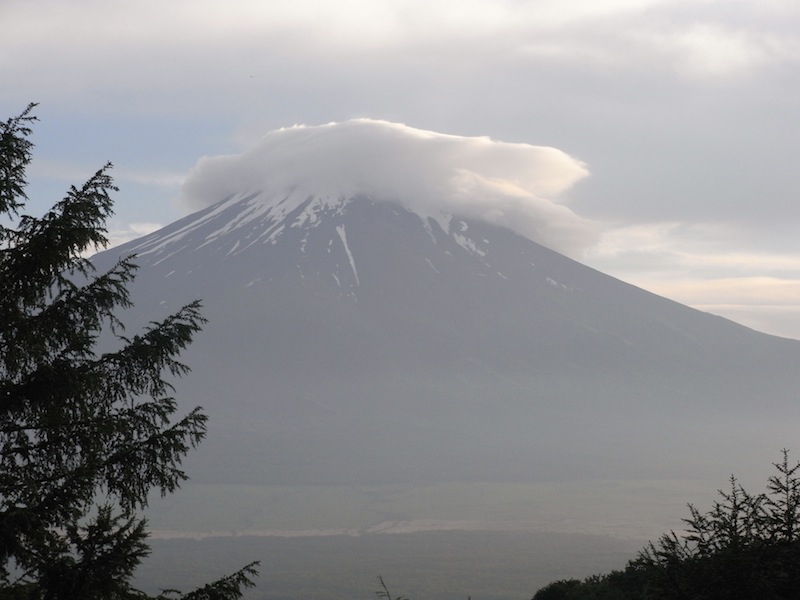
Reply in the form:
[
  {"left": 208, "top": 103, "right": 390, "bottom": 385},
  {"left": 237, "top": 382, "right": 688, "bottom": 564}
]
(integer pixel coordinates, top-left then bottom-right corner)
[
  {"left": 178, "top": 119, "right": 596, "bottom": 257},
  {"left": 126, "top": 189, "right": 482, "bottom": 267}
]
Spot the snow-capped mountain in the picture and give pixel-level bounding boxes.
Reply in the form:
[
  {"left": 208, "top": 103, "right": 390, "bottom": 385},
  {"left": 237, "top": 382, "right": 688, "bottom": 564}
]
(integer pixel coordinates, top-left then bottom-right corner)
[{"left": 92, "top": 188, "right": 800, "bottom": 485}]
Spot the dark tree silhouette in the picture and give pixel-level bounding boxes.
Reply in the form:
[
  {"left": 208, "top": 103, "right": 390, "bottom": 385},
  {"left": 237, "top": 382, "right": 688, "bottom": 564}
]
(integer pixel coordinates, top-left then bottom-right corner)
[
  {"left": 533, "top": 450, "right": 800, "bottom": 600},
  {"left": 0, "top": 104, "right": 257, "bottom": 599}
]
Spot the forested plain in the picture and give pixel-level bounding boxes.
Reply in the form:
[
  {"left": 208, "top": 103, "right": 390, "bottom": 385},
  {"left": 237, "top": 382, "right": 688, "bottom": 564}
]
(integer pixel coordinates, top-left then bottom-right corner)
[
  {"left": 135, "top": 530, "right": 642, "bottom": 600},
  {"left": 135, "top": 452, "right": 800, "bottom": 600}
]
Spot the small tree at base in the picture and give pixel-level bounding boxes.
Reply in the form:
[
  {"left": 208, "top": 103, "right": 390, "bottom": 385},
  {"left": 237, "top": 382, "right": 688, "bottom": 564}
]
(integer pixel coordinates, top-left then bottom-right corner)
[
  {"left": 0, "top": 104, "right": 258, "bottom": 599},
  {"left": 532, "top": 449, "right": 800, "bottom": 600}
]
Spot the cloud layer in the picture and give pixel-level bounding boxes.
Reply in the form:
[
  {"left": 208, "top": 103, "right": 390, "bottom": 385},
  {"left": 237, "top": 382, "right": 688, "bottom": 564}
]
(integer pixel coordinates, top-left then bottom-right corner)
[{"left": 181, "top": 120, "right": 594, "bottom": 256}]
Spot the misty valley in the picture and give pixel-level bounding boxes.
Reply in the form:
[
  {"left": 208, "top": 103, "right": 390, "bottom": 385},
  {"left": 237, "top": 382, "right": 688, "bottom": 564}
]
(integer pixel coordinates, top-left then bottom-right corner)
[
  {"left": 131, "top": 480, "right": 713, "bottom": 598},
  {"left": 87, "top": 179, "right": 800, "bottom": 598},
  {"left": 137, "top": 530, "right": 642, "bottom": 600}
]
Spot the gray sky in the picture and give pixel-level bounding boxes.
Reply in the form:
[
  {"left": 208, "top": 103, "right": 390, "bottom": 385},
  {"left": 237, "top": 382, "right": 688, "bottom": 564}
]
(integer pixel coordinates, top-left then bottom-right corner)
[{"left": 4, "top": 0, "right": 800, "bottom": 338}]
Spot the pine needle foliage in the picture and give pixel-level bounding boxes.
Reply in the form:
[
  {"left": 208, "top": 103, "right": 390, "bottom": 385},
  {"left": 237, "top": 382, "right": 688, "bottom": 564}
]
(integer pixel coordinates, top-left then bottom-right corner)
[{"left": 0, "top": 104, "right": 258, "bottom": 599}]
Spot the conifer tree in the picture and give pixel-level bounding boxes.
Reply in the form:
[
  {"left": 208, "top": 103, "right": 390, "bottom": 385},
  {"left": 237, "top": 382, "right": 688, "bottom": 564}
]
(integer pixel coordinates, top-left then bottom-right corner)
[
  {"left": 532, "top": 450, "right": 800, "bottom": 600},
  {"left": 0, "top": 104, "right": 258, "bottom": 599}
]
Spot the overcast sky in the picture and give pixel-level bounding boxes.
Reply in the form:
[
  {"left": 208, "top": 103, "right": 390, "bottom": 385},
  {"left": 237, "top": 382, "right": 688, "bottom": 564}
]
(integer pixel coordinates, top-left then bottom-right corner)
[{"left": 4, "top": 0, "right": 800, "bottom": 339}]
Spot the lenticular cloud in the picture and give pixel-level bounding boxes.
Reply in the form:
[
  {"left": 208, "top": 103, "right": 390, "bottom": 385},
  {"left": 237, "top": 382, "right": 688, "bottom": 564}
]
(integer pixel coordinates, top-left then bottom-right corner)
[{"left": 180, "top": 119, "right": 595, "bottom": 256}]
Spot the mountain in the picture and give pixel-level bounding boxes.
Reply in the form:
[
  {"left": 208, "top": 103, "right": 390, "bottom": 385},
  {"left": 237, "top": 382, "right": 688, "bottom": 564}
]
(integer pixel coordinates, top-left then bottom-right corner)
[{"left": 91, "top": 188, "right": 800, "bottom": 487}]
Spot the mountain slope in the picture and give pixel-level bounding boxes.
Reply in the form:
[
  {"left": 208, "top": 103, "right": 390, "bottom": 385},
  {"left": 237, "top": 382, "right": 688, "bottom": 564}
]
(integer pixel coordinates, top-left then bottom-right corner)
[{"left": 91, "top": 190, "right": 800, "bottom": 485}]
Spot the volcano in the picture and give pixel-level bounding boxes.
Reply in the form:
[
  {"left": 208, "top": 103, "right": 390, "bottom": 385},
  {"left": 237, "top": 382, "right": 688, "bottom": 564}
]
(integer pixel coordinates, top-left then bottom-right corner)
[{"left": 90, "top": 184, "right": 800, "bottom": 487}]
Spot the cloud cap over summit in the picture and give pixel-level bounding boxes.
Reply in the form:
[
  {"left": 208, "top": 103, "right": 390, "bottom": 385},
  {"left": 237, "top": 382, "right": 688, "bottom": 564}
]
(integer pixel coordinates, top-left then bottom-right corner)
[{"left": 180, "top": 119, "right": 595, "bottom": 257}]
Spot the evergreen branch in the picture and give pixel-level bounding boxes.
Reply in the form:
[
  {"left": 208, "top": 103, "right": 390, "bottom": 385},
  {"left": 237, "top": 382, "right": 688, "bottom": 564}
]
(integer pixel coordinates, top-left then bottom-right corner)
[
  {"left": 165, "top": 562, "right": 260, "bottom": 600},
  {"left": 0, "top": 102, "right": 37, "bottom": 215}
]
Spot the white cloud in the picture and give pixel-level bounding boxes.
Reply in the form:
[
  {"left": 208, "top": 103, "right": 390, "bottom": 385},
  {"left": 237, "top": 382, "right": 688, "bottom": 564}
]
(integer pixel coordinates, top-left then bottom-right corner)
[
  {"left": 644, "top": 277, "right": 800, "bottom": 340},
  {"left": 30, "top": 160, "right": 184, "bottom": 189},
  {"left": 6, "top": 0, "right": 798, "bottom": 105},
  {"left": 584, "top": 221, "right": 800, "bottom": 339},
  {"left": 82, "top": 221, "right": 163, "bottom": 256},
  {"left": 180, "top": 119, "right": 594, "bottom": 256},
  {"left": 588, "top": 222, "right": 800, "bottom": 276},
  {"left": 642, "top": 23, "right": 800, "bottom": 78},
  {"left": 105, "top": 222, "right": 163, "bottom": 251},
  {"left": 1, "top": 0, "right": 658, "bottom": 47}
]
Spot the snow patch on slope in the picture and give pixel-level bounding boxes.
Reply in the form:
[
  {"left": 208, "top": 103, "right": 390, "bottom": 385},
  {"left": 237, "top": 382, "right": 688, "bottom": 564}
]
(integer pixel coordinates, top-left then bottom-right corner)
[
  {"left": 128, "top": 188, "right": 358, "bottom": 259},
  {"left": 336, "top": 225, "right": 359, "bottom": 286},
  {"left": 452, "top": 231, "right": 488, "bottom": 258}
]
